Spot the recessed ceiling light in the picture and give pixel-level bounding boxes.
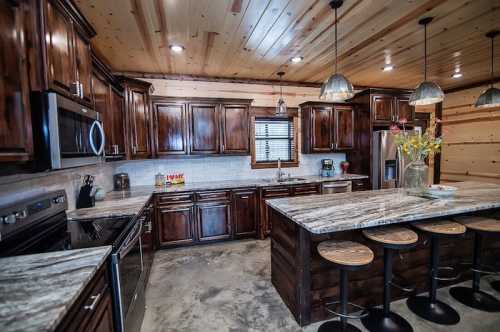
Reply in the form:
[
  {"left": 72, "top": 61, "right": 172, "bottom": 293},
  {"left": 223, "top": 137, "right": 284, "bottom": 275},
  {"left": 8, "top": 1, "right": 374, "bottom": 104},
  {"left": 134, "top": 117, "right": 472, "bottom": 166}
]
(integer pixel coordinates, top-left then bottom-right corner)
[
  {"left": 452, "top": 72, "right": 463, "bottom": 78},
  {"left": 382, "top": 64, "right": 394, "bottom": 71},
  {"left": 291, "top": 56, "right": 303, "bottom": 63},
  {"left": 169, "top": 44, "right": 185, "bottom": 53}
]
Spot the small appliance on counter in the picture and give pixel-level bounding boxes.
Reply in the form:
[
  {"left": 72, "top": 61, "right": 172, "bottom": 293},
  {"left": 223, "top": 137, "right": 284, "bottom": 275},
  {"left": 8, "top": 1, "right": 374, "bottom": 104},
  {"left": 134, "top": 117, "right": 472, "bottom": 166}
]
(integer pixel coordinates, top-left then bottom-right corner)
[
  {"left": 340, "top": 161, "right": 350, "bottom": 175},
  {"left": 76, "top": 175, "right": 95, "bottom": 209},
  {"left": 321, "top": 159, "right": 335, "bottom": 177},
  {"left": 114, "top": 173, "right": 130, "bottom": 191}
]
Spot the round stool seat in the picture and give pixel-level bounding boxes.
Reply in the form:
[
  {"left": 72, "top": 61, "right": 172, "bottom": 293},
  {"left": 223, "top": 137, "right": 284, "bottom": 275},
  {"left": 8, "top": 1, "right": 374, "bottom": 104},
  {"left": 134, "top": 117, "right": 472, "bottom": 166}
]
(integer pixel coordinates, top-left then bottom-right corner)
[
  {"left": 412, "top": 219, "right": 466, "bottom": 236},
  {"left": 453, "top": 216, "right": 500, "bottom": 234},
  {"left": 317, "top": 240, "right": 374, "bottom": 267},
  {"left": 362, "top": 225, "right": 418, "bottom": 246}
]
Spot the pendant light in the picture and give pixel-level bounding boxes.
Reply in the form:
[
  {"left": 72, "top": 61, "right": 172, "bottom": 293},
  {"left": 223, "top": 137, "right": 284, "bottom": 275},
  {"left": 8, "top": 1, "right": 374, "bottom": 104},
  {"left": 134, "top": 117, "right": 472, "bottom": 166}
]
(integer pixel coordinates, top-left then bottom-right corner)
[
  {"left": 475, "top": 30, "right": 500, "bottom": 108},
  {"left": 319, "top": 0, "right": 354, "bottom": 102},
  {"left": 276, "top": 71, "right": 287, "bottom": 115},
  {"left": 409, "top": 17, "right": 444, "bottom": 106}
]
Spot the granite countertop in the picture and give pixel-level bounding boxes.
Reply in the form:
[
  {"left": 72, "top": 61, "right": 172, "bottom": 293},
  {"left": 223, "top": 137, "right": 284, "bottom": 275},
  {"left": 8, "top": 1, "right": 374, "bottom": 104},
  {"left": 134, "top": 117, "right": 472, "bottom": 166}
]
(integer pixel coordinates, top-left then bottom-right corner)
[
  {"left": 266, "top": 181, "right": 500, "bottom": 234},
  {"left": 67, "top": 174, "right": 367, "bottom": 221},
  {"left": 0, "top": 246, "right": 112, "bottom": 332}
]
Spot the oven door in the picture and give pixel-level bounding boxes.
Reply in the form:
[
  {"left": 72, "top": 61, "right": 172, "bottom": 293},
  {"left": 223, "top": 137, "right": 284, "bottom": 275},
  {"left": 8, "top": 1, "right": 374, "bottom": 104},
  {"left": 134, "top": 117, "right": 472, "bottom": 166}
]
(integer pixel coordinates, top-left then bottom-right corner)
[
  {"left": 47, "top": 92, "right": 105, "bottom": 169},
  {"left": 111, "top": 217, "right": 145, "bottom": 332}
]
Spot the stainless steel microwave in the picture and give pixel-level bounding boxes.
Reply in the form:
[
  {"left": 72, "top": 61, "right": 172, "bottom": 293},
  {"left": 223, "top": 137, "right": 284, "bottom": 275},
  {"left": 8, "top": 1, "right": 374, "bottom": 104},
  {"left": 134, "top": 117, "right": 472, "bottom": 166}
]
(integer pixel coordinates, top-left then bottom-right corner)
[{"left": 45, "top": 93, "right": 105, "bottom": 169}]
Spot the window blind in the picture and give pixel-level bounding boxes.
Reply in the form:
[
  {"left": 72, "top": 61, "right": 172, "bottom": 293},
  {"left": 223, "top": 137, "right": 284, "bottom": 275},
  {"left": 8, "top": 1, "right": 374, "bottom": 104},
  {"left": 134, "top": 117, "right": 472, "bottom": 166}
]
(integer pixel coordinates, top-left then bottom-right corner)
[{"left": 255, "top": 118, "right": 294, "bottom": 162}]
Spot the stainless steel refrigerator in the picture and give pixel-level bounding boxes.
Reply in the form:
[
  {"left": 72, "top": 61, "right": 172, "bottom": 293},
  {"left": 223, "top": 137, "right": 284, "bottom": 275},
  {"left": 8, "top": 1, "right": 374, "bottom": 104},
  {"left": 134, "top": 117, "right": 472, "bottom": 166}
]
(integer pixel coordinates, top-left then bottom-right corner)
[{"left": 372, "top": 130, "right": 415, "bottom": 189}]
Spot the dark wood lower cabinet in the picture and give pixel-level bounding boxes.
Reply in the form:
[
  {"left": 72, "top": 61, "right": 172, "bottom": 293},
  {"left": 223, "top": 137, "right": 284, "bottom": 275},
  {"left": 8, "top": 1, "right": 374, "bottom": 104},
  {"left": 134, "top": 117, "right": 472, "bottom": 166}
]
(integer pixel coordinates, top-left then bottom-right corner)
[
  {"left": 232, "top": 189, "right": 258, "bottom": 238},
  {"left": 156, "top": 203, "right": 196, "bottom": 247},
  {"left": 56, "top": 262, "right": 114, "bottom": 332},
  {"left": 197, "top": 201, "right": 231, "bottom": 241}
]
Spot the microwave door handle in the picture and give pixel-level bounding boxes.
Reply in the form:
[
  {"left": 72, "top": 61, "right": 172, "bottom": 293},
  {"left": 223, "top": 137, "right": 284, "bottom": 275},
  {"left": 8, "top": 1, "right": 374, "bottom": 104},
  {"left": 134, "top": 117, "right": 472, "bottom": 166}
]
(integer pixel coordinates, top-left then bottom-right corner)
[{"left": 89, "top": 120, "right": 105, "bottom": 156}]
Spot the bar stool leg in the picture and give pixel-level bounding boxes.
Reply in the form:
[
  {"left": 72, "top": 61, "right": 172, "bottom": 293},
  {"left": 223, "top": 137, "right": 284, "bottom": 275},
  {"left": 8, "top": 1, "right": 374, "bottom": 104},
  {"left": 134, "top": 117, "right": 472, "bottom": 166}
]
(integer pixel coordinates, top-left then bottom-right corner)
[
  {"left": 491, "top": 280, "right": 500, "bottom": 293},
  {"left": 450, "top": 233, "right": 500, "bottom": 312},
  {"left": 407, "top": 236, "right": 460, "bottom": 325},
  {"left": 319, "top": 270, "right": 362, "bottom": 332},
  {"left": 362, "top": 248, "right": 413, "bottom": 332}
]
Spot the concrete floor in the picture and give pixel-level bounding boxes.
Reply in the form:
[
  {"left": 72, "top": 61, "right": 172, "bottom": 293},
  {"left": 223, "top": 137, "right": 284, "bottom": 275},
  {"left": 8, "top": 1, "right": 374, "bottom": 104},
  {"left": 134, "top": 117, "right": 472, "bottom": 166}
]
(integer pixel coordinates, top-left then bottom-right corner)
[{"left": 141, "top": 239, "right": 500, "bottom": 332}]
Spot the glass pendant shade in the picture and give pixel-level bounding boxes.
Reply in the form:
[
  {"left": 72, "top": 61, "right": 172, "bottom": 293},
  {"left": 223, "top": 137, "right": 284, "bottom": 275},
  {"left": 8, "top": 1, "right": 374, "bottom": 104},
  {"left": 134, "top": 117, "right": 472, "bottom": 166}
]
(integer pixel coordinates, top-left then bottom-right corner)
[
  {"left": 409, "top": 81, "right": 444, "bottom": 106},
  {"left": 276, "top": 71, "right": 287, "bottom": 115},
  {"left": 475, "top": 87, "right": 500, "bottom": 108},
  {"left": 319, "top": 73, "right": 354, "bottom": 101}
]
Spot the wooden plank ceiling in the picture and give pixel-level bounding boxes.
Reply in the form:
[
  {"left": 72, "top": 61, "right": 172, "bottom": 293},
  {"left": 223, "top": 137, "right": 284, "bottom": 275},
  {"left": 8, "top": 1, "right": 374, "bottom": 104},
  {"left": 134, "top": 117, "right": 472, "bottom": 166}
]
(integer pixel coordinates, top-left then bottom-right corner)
[{"left": 75, "top": 0, "right": 500, "bottom": 90}]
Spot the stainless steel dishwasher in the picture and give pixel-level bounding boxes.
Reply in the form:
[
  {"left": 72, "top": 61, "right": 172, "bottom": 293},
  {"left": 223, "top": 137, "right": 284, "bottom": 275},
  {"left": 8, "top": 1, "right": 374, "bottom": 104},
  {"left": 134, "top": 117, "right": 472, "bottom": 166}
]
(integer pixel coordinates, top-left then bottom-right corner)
[{"left": 322, "top": 181, "right": 352, "bottom": 194}]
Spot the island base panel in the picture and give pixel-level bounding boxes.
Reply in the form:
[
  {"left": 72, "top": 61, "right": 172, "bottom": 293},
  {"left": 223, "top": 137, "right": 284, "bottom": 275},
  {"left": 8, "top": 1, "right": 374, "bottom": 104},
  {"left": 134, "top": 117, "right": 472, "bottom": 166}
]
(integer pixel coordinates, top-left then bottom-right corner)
[{"left": 269, "top": 207, "right": 500, "bottom": 326}]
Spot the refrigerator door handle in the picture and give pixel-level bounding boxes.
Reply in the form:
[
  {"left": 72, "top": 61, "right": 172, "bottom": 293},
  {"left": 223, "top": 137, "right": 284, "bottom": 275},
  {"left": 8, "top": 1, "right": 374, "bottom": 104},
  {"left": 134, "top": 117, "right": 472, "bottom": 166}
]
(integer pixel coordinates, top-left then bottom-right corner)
[{"left": 397, "top": 147, "right": 404, "bottom": 187}]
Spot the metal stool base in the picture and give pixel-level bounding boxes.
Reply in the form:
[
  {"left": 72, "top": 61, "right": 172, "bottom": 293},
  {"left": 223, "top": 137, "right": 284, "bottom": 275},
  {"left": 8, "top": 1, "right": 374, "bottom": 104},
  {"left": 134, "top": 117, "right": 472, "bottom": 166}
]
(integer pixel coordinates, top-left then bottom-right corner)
[
  {"left": 450, "top": 286, "right": 500, "bottom": 312},
  {"left": 406, "top": 296, "right": 460, "bottom": 325},
  {"left": 318, "top": 320, "right": 362, "bottom": 332},
  {"left": 361, "top": 308, "right": 413, "bottom": 332},
  {"left": 491, "top": 280, "right": 500, "bottom": 293}
]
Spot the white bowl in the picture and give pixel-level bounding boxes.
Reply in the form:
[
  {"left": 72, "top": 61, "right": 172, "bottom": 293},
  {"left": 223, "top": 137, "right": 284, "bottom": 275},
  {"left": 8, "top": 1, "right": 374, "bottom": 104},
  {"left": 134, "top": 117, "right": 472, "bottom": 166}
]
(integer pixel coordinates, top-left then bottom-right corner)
[{"left": 423, "top": 185, "right": 458, "bottom": 198}]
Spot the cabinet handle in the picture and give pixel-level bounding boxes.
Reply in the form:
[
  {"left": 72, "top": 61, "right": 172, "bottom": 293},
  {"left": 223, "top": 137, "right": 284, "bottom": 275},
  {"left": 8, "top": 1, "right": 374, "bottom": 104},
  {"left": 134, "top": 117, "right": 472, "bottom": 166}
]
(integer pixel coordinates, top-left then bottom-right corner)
[
  {"left": 84, "top": 293, "right": 101, "bottom": 311},
  {"left": 240, "top": 196, "right": 249, "bottom": 199},
  {"left": 70, "top": 82, "right": 80, "bottom": 96},
  {"left": 79, "top": 82, "right": 84, "bottom": 99}
]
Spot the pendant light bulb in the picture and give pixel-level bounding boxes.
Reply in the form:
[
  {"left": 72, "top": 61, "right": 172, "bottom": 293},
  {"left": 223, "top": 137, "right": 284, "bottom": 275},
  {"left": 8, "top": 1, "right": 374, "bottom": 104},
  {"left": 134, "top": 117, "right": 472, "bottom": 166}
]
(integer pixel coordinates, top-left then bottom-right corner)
[
  {"left": 276, "top": 72, "right": 287, "bottom": 115},
  {"left": 319, "top": 0, "right": 354, "bottom": 102},
  {"left": 409, "top": 17, "right": 444, "bottom": 106},
  {"left": 475, "top": 31, "right": 500, "bottom": 109}
]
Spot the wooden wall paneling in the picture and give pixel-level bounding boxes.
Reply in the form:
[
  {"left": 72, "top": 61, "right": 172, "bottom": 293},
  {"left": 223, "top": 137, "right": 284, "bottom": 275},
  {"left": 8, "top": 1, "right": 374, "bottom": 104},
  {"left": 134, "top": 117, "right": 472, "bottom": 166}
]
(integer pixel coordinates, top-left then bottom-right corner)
[{"left": 441, "top": 86, "right": 500, "bottom": 184}]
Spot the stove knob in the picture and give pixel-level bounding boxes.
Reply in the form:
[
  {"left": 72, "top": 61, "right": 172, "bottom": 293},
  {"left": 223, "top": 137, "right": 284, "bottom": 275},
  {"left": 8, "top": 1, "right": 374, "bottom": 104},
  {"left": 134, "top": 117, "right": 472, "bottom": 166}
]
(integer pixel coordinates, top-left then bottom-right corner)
[
  {"left": 15, "top": 210, "right": 28, "bottom": 219},
  {"left": 53, "top": 196, "right": 66, "bottom": 204},
  {"left": 3, "top": 214, "right": 16, "bottom": 225}
]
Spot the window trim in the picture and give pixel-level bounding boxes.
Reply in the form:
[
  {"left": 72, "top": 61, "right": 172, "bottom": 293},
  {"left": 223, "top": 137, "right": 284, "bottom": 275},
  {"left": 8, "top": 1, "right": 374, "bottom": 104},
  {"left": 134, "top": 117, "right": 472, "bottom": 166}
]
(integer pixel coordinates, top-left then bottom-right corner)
[{"left": 250, "top": 115, "right": 299, "bottom": 169}]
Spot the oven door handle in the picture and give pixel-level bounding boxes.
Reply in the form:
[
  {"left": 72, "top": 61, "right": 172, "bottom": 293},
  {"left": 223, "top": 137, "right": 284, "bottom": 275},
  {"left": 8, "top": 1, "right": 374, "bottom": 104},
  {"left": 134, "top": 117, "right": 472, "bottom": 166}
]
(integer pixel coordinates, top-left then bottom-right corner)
[
  {"left": 118, "top": 218, "right": 143, "bottom": 258},
  {"left": 89, "top": 120, "right": 105, "bottom": 156}
]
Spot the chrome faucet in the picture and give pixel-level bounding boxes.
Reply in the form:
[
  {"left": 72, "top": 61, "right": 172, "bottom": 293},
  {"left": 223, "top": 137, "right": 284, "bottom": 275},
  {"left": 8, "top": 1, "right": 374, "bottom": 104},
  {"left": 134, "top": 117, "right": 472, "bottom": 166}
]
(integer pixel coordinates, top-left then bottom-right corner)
[{"left": 277, "top": 158, "right": 286, "bottom": 182}]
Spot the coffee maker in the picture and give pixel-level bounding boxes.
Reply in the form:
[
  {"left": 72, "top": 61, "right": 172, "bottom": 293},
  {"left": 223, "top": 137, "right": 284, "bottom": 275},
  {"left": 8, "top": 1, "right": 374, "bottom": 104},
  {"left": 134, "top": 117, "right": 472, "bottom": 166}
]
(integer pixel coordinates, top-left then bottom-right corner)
[{"left": 321, "top": 159, "right": 335, "bottom": 177}]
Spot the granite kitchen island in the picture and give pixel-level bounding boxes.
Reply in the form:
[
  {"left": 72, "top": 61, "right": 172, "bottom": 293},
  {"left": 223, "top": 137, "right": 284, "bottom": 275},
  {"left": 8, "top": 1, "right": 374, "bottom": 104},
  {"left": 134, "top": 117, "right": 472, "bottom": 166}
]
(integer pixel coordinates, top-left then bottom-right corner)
[{"left": 266, "top": 181, "right": 500, "bottom": 326}]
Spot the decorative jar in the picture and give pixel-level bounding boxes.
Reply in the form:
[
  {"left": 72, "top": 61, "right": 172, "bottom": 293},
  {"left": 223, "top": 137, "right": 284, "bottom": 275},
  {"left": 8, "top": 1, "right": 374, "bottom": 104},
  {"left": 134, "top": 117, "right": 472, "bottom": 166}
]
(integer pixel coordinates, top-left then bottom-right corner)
[{"left": 403, "top": 160, "right": 429, "bottom": 195}]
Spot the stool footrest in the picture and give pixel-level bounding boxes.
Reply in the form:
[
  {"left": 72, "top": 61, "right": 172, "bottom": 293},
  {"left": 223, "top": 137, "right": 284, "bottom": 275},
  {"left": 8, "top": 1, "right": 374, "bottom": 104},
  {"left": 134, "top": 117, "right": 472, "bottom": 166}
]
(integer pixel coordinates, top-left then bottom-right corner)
[
  {"left": 432, "top": 266, "right": 461, "bottom": 282},
  {"left": 324, "top": 301, "right": 369, "bottom": 320},
  {"left": 390, "top": 274, "right": 416, "bottom": 293},
  {"left": 458, "top": 262, "right": 500, "bottom": 276}
]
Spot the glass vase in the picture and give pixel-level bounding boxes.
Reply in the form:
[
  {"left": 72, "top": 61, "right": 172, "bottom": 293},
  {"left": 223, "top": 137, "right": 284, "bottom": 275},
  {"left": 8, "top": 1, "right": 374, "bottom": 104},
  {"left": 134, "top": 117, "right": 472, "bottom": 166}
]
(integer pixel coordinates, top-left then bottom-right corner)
[{"left": 403, "top": 160, "right": 429, "bottom": 196}]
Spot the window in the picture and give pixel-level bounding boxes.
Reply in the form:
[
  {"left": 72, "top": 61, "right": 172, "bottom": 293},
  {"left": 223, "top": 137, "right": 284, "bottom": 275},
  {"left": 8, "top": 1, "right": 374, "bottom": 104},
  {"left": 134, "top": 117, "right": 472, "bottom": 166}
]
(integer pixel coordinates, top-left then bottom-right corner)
[{"left": 251, "top": 116, "right": 298, "bottom": 169}]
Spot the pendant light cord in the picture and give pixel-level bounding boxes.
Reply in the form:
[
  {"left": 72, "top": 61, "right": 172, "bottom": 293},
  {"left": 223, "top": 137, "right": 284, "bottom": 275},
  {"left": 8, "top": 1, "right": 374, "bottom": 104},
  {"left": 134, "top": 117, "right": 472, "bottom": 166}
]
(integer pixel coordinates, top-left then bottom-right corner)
[
  {"left": 491, "top": 36, "right": 495, "bottom": 88},
  {"left": 424, "top": 22, "right": 427, "bottom": 81},
  {"left": 279, "top": 74, "right": 283, "bottom": 98},
  {"left": 335, "top": 7, "right": 338, "bottom": 74}
]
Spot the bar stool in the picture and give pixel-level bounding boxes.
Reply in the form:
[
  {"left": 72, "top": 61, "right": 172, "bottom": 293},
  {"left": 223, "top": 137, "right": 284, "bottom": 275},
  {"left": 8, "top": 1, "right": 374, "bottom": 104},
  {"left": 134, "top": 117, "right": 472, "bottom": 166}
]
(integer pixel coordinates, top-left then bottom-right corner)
[
  {"left": 449, "top": 215, "right": 500, "bottom": 312},
  {"left": 361, "top": 225, "right": 418, "bottom": 332},
  {"left": 491, "top": 280, "right": 500, "bottom": 293},
  {"left": 317, "top": 240, "right": 374, "bottom": 332},
  {"left": 407, "top": 219, "right": 465, "bottom": 325}
]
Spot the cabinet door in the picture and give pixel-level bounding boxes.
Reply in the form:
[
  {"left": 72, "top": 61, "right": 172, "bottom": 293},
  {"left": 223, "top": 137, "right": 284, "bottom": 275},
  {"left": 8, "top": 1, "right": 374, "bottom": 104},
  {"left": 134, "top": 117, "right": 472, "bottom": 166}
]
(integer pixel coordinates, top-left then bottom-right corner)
[
  {"left": 92, "top": 73, "right": 112, "bottom": 152},
  {"left": 310, "top": 107, "right": 333, "bottom": 152},
  {"left": 0, "top": 0, "right": 33, "bottom": 162},
  {"left": 74, "top": 30, "right": 93, "bottom": 104},
  {"left": 45, "top": 0, "right": 76, "bottom": 95},
  {"left": 154, "top": 103, "right": 188, "bottom": 155},
  {"left": 85, "top": 290, "right": 114, "bottom": 332},
  {"left": 189, "top": 103, "right": 219, "bottom": 154},
  {"left": 129, "top": 90, "right": 150, "bottom": 158},
  {"left": 396, "top": 97, "right": 415, "bottom": 124},
  {"left": 233, "top": 190, "right": 257, "bottom": 238},
  {"left": 335, "top": 106, "right": 354, "bottom": 150},
  {"left": 372, "top": 95, "right": 394, "bottom": 123},
  {"left": 110, "top": 89, "right": 125, "bottom": 154},
  {"left": 157, "top": 204, "right": 195, "bottom": 247},
  {"left": 220, "top": 104, "right": 249, "bottom": 154},
  {"left": 197, "top": 202, "right": 231, "bottom": 241},
  {"left": 260, "top": 187, "right": 291, "bottom": 238}
]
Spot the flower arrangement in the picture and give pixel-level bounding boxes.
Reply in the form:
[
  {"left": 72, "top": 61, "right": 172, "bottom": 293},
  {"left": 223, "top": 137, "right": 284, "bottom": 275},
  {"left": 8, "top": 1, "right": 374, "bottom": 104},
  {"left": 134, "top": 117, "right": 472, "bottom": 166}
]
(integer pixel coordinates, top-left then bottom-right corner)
[{"left": 391, "top": 117, "right": 442, "bottom": 162}]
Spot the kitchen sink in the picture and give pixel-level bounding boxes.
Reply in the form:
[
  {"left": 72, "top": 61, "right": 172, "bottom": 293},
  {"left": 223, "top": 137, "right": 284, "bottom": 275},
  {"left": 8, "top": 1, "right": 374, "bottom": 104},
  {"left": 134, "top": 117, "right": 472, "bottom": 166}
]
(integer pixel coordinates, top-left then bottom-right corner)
[{"left": 277, "top": 177, "right": 307, "bottom": 183}]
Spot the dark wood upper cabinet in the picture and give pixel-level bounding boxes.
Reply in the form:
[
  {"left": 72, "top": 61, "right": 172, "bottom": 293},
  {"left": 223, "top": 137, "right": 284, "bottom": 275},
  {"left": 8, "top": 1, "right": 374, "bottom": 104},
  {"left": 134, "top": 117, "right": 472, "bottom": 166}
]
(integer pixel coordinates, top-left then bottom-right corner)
[
  {"left": 121, "top": 77, "right": 152, "bottom": 159},
  {"left": 232, "top": 189, "right": 257, "bottom": 238},
  {"left": 43, "top": 0, "right": 96, "bottom": 105},
  {"left": 372, "top": 95, "right": 394, "bottom": 123},
  {"left": 220, "top": 104, "right": 250, "bottom": 154},
  {"left": 196, "top": 201, "right": 231, "bottom": 242},
  {"left": 334, "top": 106, "right": 354, "bottom": 150},
  {"left": 110, "top": 88, "right": 125, "bottom": 154},
  {"left": 301, "top": 102, "right": 354, "bottom": 153},
  {"left": 153, "top": 103, "right": 188, "bottom": 156},
  {"left": 189, "top": 103, "right": 220, "bottom": 154},
  {"left": 396, "top": 97, "right": 415, "bottom": 123},
  {"left": 0, "top": 0, "right": 34, "bottom": 162}
]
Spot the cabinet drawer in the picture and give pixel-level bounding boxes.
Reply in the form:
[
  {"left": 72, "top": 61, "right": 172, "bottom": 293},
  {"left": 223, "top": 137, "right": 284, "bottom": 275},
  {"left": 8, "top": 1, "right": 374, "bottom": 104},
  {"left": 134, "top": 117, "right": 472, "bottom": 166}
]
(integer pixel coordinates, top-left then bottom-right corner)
[
  {"left": 352, "top": 179, "right": 369, "bottom": 191},
  {"left": 292, "top": 184, "right": 321, "bottom": 196},
  {"left": 262, "top": 187, "right": 291, "bottom": 198},
  {"left": 196, "top": 190, "right": 230, "bottom": 202},
  {"left": 157, "top": 193, "right": 194, "bottom": 205}
]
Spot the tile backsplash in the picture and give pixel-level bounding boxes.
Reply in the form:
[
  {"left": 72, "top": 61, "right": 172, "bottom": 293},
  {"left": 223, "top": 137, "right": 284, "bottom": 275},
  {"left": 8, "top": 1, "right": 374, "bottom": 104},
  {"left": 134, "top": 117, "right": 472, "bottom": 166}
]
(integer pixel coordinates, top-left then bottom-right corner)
[{"left": 115, "top": 153, "right": 347, "bottom": 186}]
